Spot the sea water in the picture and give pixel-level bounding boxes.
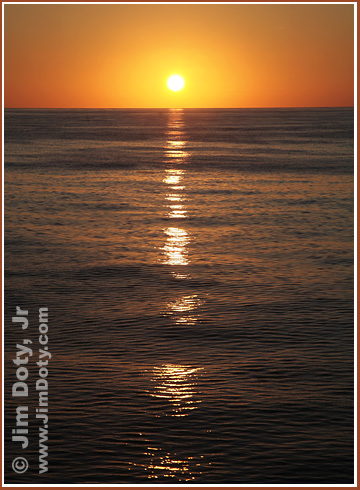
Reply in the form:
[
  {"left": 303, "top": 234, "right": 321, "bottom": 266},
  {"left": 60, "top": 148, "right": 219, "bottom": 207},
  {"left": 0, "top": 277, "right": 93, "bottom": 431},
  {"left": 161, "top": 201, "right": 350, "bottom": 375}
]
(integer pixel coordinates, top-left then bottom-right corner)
[{"left": 4, "top": 108, "right": 354, "bottom": 483}]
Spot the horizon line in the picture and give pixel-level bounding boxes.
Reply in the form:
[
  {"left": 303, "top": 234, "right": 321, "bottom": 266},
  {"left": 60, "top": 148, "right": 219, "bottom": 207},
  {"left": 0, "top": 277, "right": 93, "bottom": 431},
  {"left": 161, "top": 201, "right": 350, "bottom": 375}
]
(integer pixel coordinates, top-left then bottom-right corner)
[{"left": 3, "top": 105, "right": 355, "bottom": 110}]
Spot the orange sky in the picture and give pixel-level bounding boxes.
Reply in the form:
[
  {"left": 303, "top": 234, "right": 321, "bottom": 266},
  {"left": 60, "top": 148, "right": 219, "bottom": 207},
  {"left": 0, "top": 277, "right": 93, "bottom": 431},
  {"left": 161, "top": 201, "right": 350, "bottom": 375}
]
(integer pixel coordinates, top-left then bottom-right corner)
[{"left": 4, "top": 3, "right": 354, "bottom": 108}]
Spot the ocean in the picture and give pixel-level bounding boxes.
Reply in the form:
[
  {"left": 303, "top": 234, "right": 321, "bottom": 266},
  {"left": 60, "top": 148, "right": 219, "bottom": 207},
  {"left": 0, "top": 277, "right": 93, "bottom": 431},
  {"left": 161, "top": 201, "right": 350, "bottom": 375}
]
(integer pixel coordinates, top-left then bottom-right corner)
[{"left": 4, "top": 108, "right": 354, "bottom": 484}]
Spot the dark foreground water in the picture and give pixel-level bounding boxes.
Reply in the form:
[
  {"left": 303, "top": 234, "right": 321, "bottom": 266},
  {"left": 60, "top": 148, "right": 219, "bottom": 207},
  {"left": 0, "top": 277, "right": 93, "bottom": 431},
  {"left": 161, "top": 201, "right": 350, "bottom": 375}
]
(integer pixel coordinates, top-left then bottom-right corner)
[{"left": 4, "top": 108, "right": 354, "bottom": 484}]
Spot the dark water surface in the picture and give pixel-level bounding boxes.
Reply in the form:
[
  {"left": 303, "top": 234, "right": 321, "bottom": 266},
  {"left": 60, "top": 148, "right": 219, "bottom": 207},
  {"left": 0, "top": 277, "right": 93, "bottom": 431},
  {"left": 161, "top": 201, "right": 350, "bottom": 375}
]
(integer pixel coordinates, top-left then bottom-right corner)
[{"left": 4, "top": 108, "right": 354, "bottom": 484}]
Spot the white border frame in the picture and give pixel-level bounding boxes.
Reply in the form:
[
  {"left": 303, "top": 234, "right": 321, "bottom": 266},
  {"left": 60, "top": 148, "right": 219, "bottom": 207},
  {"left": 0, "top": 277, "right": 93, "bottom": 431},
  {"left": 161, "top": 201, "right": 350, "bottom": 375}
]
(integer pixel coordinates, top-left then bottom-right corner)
[{"left": 2, "top": 1, "right": 357, "bottom": 487}]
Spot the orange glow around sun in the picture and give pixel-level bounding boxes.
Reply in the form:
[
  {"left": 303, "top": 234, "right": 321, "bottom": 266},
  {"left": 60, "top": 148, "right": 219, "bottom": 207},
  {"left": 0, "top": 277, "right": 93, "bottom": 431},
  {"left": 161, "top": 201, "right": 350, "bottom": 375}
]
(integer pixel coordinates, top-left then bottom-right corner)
[{"left": 4, "top": 4, "right": 354, "bottom": 108}]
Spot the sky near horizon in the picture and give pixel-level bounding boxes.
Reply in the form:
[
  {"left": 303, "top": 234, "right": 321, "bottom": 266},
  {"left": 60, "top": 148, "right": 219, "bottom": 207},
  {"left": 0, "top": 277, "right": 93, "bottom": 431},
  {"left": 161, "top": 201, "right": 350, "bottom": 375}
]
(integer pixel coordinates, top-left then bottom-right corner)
[{"left": 4, "top": 3, "right": 354, "bottom": 108}]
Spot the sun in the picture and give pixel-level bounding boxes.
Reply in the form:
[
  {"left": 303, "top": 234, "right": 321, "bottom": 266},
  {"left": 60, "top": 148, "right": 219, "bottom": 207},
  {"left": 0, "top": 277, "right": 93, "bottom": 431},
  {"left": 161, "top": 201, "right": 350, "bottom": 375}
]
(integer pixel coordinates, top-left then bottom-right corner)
[{"left": 167, "top": 74, "right": 185, "bottom": 92}]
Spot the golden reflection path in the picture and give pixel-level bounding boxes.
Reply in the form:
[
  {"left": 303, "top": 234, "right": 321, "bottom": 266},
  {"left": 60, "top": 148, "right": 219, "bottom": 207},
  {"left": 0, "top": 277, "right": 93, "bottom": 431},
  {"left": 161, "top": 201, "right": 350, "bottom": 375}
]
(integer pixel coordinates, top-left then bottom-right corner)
[
  {"left": 133, "top": 444, "right": 206, "bottom": 482},
  {"left": 145, "top": 451, "right": 199, "bottom": 481},
  {"left": 163, "top": 227, "right": 189, "bottom": 266},
  {"left": 161, "top": 109, "right": 205, "bottom": 323},
  {"left": 149, "top": 364, "right": 203, "bottom": 417},
  {"left": 165, "top": 294, "right": 203, "bottom": 326},
  {"left": 131, "top": 361, "right": 207, "bottom": 481},
  {"left": 134, "top": 110, "right": 209, "bottom": 482},
  {"left": 139, "top": 364, "right": 205, "bottom": 480},
  {"left": 161, "top": 109, "right": 191, "bottom": 283}
]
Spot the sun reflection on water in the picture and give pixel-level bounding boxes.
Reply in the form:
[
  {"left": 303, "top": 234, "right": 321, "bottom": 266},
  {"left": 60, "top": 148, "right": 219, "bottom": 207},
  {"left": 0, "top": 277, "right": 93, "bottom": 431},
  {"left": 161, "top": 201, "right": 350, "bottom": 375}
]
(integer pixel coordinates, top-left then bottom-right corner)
[
  {"left": 165, "top": 141, "right": 189, "bottom": 162},
  {"left": 166, "top": 294, "right": 203, "bottom": 326},
  {"left": 164, "top": 168, "right": 187, "bottom": 219},
  {"left": 129, "top": 442, "right": 206, "bottom": 482},
  {"left": 160, "top": 110, "right": 191, "bottom": 273},
  {"left": 164, "top": 110, "right": 189, "bottom": 165},
  {"left": 128, "top": 109, "right": 211, "bottom": 482},
  {"left": 149, "top": 364, "right": 203, "bottom": 417},
  {"left": 130, "top": 362, "right": 208, "bottom": 481},
  {"left": 163, "top": 168, "right": 184, "bottom": 186},
  {"left": 131, "top": 445, "right": 205, "bottom": 481},
  {"left": 166, "top": 194, "right": 182, "bottom": 202},
  {"left": 145, "top": 451, "right": 199, "bottom": 481},
  {"left": 162, "top": 227, "right": 189, "bottom": 266}
]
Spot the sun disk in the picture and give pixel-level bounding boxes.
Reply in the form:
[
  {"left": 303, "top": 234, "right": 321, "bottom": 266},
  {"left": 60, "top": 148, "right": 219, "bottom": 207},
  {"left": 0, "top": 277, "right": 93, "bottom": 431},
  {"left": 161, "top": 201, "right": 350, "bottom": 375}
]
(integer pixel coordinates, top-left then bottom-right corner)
[{"left": 167, "top": 74, "right": 185, "bottom": 92}]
